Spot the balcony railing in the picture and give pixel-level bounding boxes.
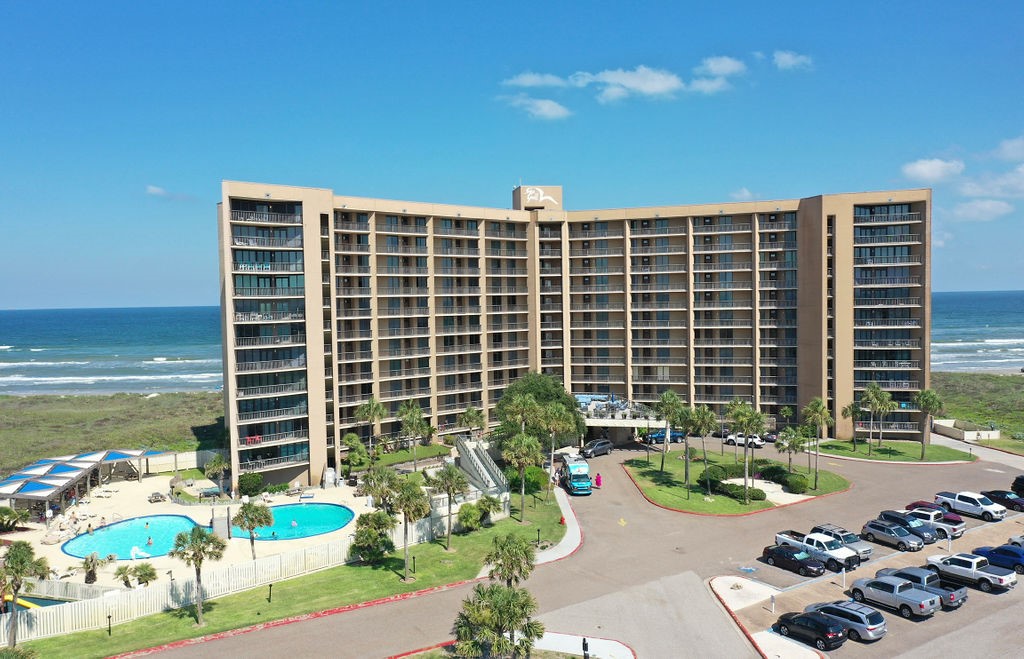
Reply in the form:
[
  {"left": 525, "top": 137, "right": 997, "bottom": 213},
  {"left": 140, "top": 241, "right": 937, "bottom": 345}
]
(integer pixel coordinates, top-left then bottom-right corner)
[
  {"left": 335, "top": 243, "right": 371, "bottom": 253},
  {"left": 631, "top": 283, "right": 687, "bottom": 292},
  {"left": 692, "top": 261, "right": 752, "bottom": 271},
  {"left": 235, "top": 357, "right": 307, "bottom": 373},
  {"left": 855, "top": 297, "right": 922, "bottom": 307},
  {"left": 232, "top": 236, "right": 303, "bottom": 248},
  {"left": 693, "top": 281, "right": 753, "bottom": 290},
  {"left": 693, "top": 242, "right": 752, "bottom": 252},
  {"left": 380, "top": 306, "right": 430, "bottom": 316},
  {"left": 237, "top": 429, "right": 309, "bottom": 447},
  {"left": 854, "top": 380, "right": 919, "bottom": 390},
  {"left": 630, "top": 225, "right": 686, "bottom": 235},
  {"left": 854, "top": 421, "right": 920, "bottom": 432},
  {"left": 568, "top": 229, "right": 624, "bottom": 239},
  {"left": 854, "top": 255, "right": 923, "bottom": 266},
  {"left": 854, "top": 318, "right": 921, "bottom": 328},
  {"left": 693, "top": 223, "right": 751, "bottom": 233},
  {"left": 631, "top": 300, "right": 686, "bottom": 309},
  {"left": 631, "top": 245, "right": 687, "bottom": 255},
  {"left": 854, "top": 276, "right": 922, "bottom": 286},
  {"left": 379, "top": 223, "right": 428, "bottom": 234},
  {"left": 238, "top": 453, "right": 310, "bottom": 473},
  {"left": 234, "top": 287, "right": 305, "bottom": 297},
  {"left": 334, "top": 217, "right": 370, "bottom": 231},
  {"left": 231, "top": 210, "right": 303, "bottom": 225},
  {"left": 237, "top": 382, "right": 307, "bottom": 398},
  {"left": 380, "top": 366, "right": 433, "bottom": 378},
  {"left": 234, "top": 311, "right": 305, "bottom": 322},
  {"left": 435, "top": 226, "right": 479, "bottom": 237},
  {"left": 235, "top": 334, "right": 306, "bottom": 347},
  {"left": 759, "top": 220, "right": 796, "bottom": 232},
  {"left": 693, "top": 300, "right": 752, "bottom": 308},
  {"left": 759, "top": 242, "right": 798, "bottom": 251},
  {"left": 853, "top": 212, "right": 921, "bottom": 224},
  {"left": 381, "top": 244, "right": 429, "bottom": 254},
  {"left": 233, "top": 262, "right": 304, "bottom": 273},
  {"left": 854, "top": 233, "right": 921, "bottom": 245},
  {"left": 485, "top": 227, "right": 526, "bottom": 239},
  {"left": 383, "top": 326, "right": 431, "bottom": 337},
  {"left": 237, "top": 404, "right": 308, "bottom": 422},
  {"left": 693, "top": 338, "right": 754, "bottom": 346},
  {"left": 631, "top": 264, "right": 687, "bottom": 273},
  {"left": 853, "top": 360, "right": 920, "bottom": 369}
]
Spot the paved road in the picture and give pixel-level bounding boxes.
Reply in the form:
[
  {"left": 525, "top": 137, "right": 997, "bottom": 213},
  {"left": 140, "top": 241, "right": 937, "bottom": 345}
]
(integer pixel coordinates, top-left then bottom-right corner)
[{"left": 161, "top": 442, "right": 1023, "bottom": 658}]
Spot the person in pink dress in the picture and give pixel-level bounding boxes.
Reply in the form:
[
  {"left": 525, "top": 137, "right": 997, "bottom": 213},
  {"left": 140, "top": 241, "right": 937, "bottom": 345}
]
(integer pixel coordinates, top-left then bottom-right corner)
[{"left": 595, "top": 473, "right": 602, "bottom": 488}]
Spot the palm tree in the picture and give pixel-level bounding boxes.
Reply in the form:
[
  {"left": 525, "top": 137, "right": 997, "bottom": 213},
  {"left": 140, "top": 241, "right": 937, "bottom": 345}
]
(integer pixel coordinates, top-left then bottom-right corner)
[
  {"left": 501, "top": 393, "right": 540, "bottom": 434},
  {"left": 484, "top": 533, "right": 536, "bottom": 588},
  {"left": 861, "top": 382, "right": 885, "bottom": 456},
  {"left": 393, "top": 479, "right": 430, "bottom": 580},
  {"left": 81, "top": 552, "right": 108, "bottom": 585},
  {"left": 733, "top": 405, "right": 766, "bottom": 504},
  {"left": 454, "top": 583, "right": 544, "bottom": 659},
  {"left": 802, "top": 397, "right": 833, "bottom": 490},
  {"left": 776, "top": 426, "right": 804, "bottom": 473},
  {"left": 875, "top": 393, "right": 898, "bottom": 448},
  {"left": 133, "top": 562, "right": 158, "bottom": 587},
  {"left": 2, "top": 541, "right": 50, "bottom": 648},
  {"left": 0, "top": 506, "right": 29, "bottom": 533},
  {"left": 539, "top": 402, "right": 575, "bottom": 487},
  {"left": 477, "top": 495, "right": 502, "bottom": 526},
  {"left": 341, "top": 432, "right": 368, "bottom": 479},
  {"left": 655, "top": 390, "right": 684, "bottom": 473},
  {"left": 914, "top": 389, "right": 944, "bottom": 460},
  {"left": 502, "top": 432, "right": 544, "bottom": 523},
  {"left": 204, "top": 453, "right": 228, "bottom": 496},
  {"left": 357, "top": 464, "right": 400, "bottom": 513},
  {"left": 425, "top": 463, "right": 469, "bottom": 550},
  {"left": 688, "top": 404, "right": 719, "bottom": 495},
  {"left": 458, "top": 407, "right": 486, "bottom": 440},
  {"left": 779, "top": 405, "right": 794, "bottom": 429},
  {"left": 725, "top": 398, "right": 748, "bottom": 461},
  {"left": 114, "top": 564, "right": 134, "bottom": 588},
  {"left": 841, "top": 400, "right": 864, "bottom": 450},
  {"left": 169, "top": 526, "right": 227, "bottom": 627},
  {"left": 231, "top": 502, "right": 274, "bottom": 560},
  {"left": 398, "top": 399, "right": 427, "bottom": 471},
  {"left": 356, "top": 396, "right": 388, "bottom": 461}
]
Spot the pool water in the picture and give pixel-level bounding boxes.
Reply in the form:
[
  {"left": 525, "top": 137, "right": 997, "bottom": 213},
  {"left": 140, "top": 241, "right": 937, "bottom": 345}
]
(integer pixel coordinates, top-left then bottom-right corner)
[
  {"left": 230, "top": 503, "right": 354, "bottom": 541},
  {"left": 62, "top": 515, "right": 199, "bottom": 560}
]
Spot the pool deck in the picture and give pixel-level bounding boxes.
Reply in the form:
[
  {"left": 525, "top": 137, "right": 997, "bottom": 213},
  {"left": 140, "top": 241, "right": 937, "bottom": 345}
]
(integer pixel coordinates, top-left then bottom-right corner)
[{"left": 4, "top": 475, "right": 373, "bottom": 589}]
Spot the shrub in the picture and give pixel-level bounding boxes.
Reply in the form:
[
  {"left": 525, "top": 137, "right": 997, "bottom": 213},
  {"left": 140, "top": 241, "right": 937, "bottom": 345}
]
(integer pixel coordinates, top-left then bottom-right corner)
[
  {"left": 505, "top": 465, "right": 546, "bottom": 495},
  {"left": 704, "top": 465, "right": 727, "bottom": 482},
  {"left": 265, "top": 483, "right": 289, "bottom": 494},
  {"left": 758, "top": 465, "right": 789, "bottom": 485},
  {"left": 686, "top": 446, "right": 701, "bottom": 461},
  {"left": 717, "top": 463, "right": 747, "bottom": 479},
  {"left": 238, "top": 473, "right": 264, "bottom": 497},
  {"left": 714, "top": 481, "right": 767, "bottom": 502},
  {"left": 751, "top": 457, "right": 774, "bottom": 468},
  {"left": 457, "top": 502, "right": 481, "bottom": 533},
  {"left": 785, "top": 474, "right": 809, "bottom": 494},
  {"left": 747, "top": 488, "right": 767, "bottom": 501},
  {"left": 349, "top": 510, "right": 397, "bottom": 564}
]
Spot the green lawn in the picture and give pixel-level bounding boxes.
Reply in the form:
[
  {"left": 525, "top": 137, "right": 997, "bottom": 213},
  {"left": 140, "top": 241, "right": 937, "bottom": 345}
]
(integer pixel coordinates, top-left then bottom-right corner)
[
  {"left": 977, "top": 438, "right": 1024, "bottom": 457},
  {"left": 623, "top": 448, "right": 849, "bottom": 514},
  {"left": 0, "top": 392, "right": 224, "bottom": 476},
  {"left": 932, "top": 372, "right": 1024, "bottom": 440},
  {"left": 818, "top": 439, "right": 975, "bottom": 462},
  {"left": 368, "top": 443, "right": 452, "bottom": 470},
  {"left": 23, "top": 494, "right": 565, "bottom": 659}
]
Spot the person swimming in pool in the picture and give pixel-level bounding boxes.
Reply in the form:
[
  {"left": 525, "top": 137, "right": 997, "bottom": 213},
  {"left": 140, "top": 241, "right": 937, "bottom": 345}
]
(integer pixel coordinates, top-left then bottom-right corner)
[
  {"left": 146, "top": 536, "right": 153, "bottom": 546},
  {"left": 272, "top": 531, "right": 278, "bottom": 539},
  {"left": 291, "top": 520, "right": 298, "bottom": 528}
]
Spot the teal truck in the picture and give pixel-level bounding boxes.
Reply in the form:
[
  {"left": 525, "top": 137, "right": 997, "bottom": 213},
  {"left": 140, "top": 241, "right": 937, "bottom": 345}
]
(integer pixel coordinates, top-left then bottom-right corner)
[{"left": 561, "top": 456, "right": 592, "bottom": 495}]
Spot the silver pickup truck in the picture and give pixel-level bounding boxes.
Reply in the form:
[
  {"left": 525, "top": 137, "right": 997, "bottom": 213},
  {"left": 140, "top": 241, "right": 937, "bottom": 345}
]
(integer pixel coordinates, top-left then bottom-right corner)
[
  {"left": 927, "top": 553, "right": 1017, "bottom": 592},
  {"left": 903, "top": 508, "right": 966, "bottom": 539},
  {"left": 850, "top": 575, "right": 941, "bottom": 618},
  {"left": 876, "top": 566, "right": 968, "bottom": 610},
  {"left": 775, "top": 530, "right": 861, "bottom": 572}
]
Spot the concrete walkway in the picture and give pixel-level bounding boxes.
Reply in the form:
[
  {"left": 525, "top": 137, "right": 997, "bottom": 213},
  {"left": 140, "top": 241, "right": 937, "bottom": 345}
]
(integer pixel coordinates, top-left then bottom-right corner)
[
  {"left": 930, "top": 432, "right": 1024, "bottom": 471},
  {"left": 535, "top": 631, "right": 634, "bottom": 658}
]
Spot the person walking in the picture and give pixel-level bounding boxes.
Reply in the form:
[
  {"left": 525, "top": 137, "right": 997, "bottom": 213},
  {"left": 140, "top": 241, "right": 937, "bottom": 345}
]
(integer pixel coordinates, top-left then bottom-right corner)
[{"left": 595, "top": 473, "right": 602, "bottom": 488}]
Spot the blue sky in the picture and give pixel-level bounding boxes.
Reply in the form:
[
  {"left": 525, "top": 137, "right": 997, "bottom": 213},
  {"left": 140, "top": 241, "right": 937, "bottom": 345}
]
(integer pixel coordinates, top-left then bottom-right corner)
[{"left": 2, "top": 1, "right": 1022, "bottom": 309}]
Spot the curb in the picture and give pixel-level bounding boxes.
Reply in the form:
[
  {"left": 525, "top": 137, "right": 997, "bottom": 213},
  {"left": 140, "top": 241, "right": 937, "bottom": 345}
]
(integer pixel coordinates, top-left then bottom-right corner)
[
  {"left": 813, "top": 451, "right": 976, "bottom": 465},
  {"left": 388, "top": 630, "right": 638, "bottom": 659},
  {"left": 965, "top": 442, "right": 1024, "bottom": 461},
  {"left": 707, "top": 577, "right": 769, "bottom": 659},
  {"left": 621, "top": 462, "right": 853, "bottom": 517},
  {"left": 114, "top": 487, "right": 585, "bottom": 658},
  {"left": 387, "top": 640, "right": 455, "bottom": 659}
]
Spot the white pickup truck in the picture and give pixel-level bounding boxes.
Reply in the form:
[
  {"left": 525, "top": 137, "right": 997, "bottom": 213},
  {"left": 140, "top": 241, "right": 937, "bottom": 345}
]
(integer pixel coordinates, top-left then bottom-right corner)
[
  {"left": 934, "top": 491, "right": 1006, "bottom": 522},
  {"left": 926, "top": 553, "right": 1018, "bottom": 592},
  {"left": 775, "top": 530, "right": 861, "bottom": 572},
  {"left": 902, "top": 508, "right": 966, "bottom": 539}
]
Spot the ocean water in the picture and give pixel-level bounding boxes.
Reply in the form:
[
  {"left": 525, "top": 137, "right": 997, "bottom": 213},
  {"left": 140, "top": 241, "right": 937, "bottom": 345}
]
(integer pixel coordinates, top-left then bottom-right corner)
[
  {"left": 0, "top": 307, "right": 222, "bottom": 395},
  {"left": 931, "top": 290, "right": 1024, "bottom": 373},
  {"left": 0, "top": 293, "right": 1021, "bottom": 395}
]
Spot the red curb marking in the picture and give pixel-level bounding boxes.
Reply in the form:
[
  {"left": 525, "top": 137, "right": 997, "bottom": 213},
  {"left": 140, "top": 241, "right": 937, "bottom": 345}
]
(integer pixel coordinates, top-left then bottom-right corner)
[
  {"left": 387, "top": 639, "right": 455, "bottom": 659},
  {"left": 113, "top": 499, "right": 585, "bottom": 657},
  {"left": 815, "top": 450, "right": 975, "bottom": 465},
  {"left": 620, "top": 462, "right": 854, "bottom": 517},
  {"left": 389, "top": 631, "right": 638, "bottom": 659}
]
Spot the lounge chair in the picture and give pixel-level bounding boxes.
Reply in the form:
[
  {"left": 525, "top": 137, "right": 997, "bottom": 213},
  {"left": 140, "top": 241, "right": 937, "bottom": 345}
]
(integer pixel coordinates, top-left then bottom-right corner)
[
  {"left": 286, "top": 486, "right": 302, "bottom": 497},
  {"left": 299, "top": 492, "right": 314, "bottom": 500},
  {"left": 261, "top": 492, "right": 273, "bottom": 503},
  {"left": 148, "top": 492, "right": 167, "bottom": 503}
]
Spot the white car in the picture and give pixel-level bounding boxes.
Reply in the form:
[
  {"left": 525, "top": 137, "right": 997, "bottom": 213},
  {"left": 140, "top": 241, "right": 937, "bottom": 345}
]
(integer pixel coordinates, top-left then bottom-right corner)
[
  {"left": 725, "top": 433, "right": 765, "bottom": 448},
  {"left": 1009, "top": 535, "right": 1023, "bottom": 547}
]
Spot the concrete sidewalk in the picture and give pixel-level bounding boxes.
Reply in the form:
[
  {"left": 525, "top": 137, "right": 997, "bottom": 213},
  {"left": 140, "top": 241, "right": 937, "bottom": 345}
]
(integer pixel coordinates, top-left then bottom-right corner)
[
  {"left": 930, "top": 432, "right": 1024, "bottom": 471},
  {"left": 535, "top": 631, "right": 634, "bottom": 658},
  {"left": 710, "top": 576, "right": 820, "bottom": 659}
]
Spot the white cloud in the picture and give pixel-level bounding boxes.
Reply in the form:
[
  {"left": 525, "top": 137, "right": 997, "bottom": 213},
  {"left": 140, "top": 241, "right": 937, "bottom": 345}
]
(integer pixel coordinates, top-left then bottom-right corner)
[
  {"left": 901, "top": 158, "right": 965, "bottom": 183},
  {"left": 730, "top": 187, "right": 755, "bottom": 201},
  {"left": 146, "top": 185, "right": 168, "bottom": 197},
  {"left": 502, "top": 72, "right": 567, "bottom": 88},
  {"left": 994, "top": 135, "right": 1024, "bottom": 161},
  {"left": 960, "top": 163, "right": 1024, "bottom": 197},
  {"left": 752, "top": 51, "right": 766, "bottom": 61},
  {"left": 569, "top": 65, "right": 684, "bottom": 102},
  {"left": 504, "top": 94, "right": 571, "bottom": 120},
  {"left": 932, "top": 229, "right": 954, "bottom": 248},
  {"left": 688, "top": 77, "right": 730, "bottom": 95},
  {"left": 949, "top": 199, "right": 1014, "bottom": 222},
  {"left": 146, "top": 185, "right": 192, "bottom": 201},
  {"left": 694, "top": 56, "right": 746, "bottom": 77},
  {"left": 773, "top": 50, "right": 813, "bottom": 70}
]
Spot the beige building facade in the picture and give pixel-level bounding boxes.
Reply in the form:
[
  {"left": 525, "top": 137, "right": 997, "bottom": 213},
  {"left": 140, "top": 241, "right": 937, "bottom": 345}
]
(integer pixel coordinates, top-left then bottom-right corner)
[{"left": 218, "top": 181, "right": 931, "bottom": 488}]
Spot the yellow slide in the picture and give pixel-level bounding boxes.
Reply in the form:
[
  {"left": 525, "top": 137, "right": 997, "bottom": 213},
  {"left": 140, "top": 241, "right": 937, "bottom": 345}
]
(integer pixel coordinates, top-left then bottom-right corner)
[{"left": 2, "top": 594, "right": 39, "bottom": 609}]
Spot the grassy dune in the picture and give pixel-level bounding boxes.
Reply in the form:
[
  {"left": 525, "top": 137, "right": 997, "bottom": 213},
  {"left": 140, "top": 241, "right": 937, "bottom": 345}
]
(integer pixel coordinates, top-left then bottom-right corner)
[
  {"left": 932, "top": 372, "right": 1024, "bottom": 439},
  {"left": 0, "top": 392, "right": 224, "bottom": 476}
]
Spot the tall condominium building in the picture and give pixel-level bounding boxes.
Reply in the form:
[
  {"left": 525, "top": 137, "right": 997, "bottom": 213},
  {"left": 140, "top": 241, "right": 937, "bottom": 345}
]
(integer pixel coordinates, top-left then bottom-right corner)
[{"left": 218, "top": 181, "right": 931, "bottom": 489}]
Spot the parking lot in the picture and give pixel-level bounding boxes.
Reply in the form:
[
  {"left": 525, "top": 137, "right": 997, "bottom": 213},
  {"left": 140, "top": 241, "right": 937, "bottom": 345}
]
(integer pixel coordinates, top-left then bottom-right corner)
[{"left": 736, "top": 511, "right": 1024, "bottom": 656}]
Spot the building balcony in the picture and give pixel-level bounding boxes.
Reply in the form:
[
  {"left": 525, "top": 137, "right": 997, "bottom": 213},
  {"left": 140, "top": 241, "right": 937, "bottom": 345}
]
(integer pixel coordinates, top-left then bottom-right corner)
[
  {"left": 759, "top": 337, "right": 798, "bottom": 346},
  {"left": 692, "top": 319, "right": 750, "bottom": 328},
  {"left": 438, "top": 247, "right": 480, "bottom": 257},
  {"left": 334, "top": 217, "right": 370, "bottom": 232},
  {"left": 571, "top": 355, "right": 626, "bottom": 365},
  {"left": 381, "top": 387, "right": 431, "bottom": 401},
  {"left": 760, "top": 358, "right": 797, "bottom": 366},
  {"left": 760, "top": 395, "right": 797, "bottom": 405},
  {"left": 569, "top": 266, "right": 626, "bottom": 275},
  {"left": 692, "top": 300, "right": 751, "bottom": 309},
  {"left": 485, "top": 227, "right": 526, "bottom": 239},
  {"left": 631, "top": 283, "right": 687, "bottom": 292},
  {"left": 233, "top": 262, "right": 304, "bottom": 273},
  {"left": 382, "top": 266, "right": 431, "bottom": 276},
  {"left": 238, "top": 453, "right": 310, "bottom": 474},
  {"left": 758, "top": 281, "right": 797, "bottom": 290},
  {"left": 235, "top": 357, "right": 307, "bottom": 373},
  {"left": 570, "top": 248, "right": 624, "bottom": 257},
  {"left": 854, "top": 318, "right": 921, "bottom": 328},
  {"left": 339, "top": 307, "right": 372, "bottom": 317},
  {"left": 630, "top": 300, "right": 686, "bottom": 310},
  {"left": 379, "top": 306, "right": 430, "bottom": 316},
  {"left": 235, "top": 334, "right": 306, "bottom": 348},
  {"left": 237, "top": 429, "right": 309, "bottom": 448},
  {"left": 571, "top": 373, "right": 626, "bottom": 383},
  {"left": 854, "top": 421, "right": 920, "bottom": 432},
  {"left": 435, "top": 226, "right": 479, "bottom": 237},
  {"left": 383, "top": 326, "right": 431, "bottom": 337},
  {"left": 853, "top": 360, "right": 921, "bottom": 369},
  {"left": 231, "top": 209, "right": 304, "bottom": 226},
  {"left": 853, "top": 212, "right": 922, "bottom": 225},
  {"left": 692, "top": 261, "right": 752, "bottom": 271},
  {"left": 630, "top": 224, "right": 686, "bottom": 235},
  {"left": 631, "top": 337, "right": 688, "bottom": 346},
  {"left": 759, "top": 377, "right": 798, "bottom": 386},
  {"left": 693, "top": 338, "right": 753, "bottom": 347},
  {"left": 855, "top": 297, "right": 922, "bottom": 307},
  {"left": 338, "top": 350, "right": 374, "bottom": 361},
  {"left": 694, "top": 376, "right": 753, "bottom": 385},
  {"left": 757, "top": 320, "right": 797, "bottom": 328},
  {"left": 380, "top": 366, "right": 433, "bottom": 379},
  {"left": 854, "top": 380, "right": 920, "bottom": 391},
  {"left": 438, "top": 381, "right": 482, "bottom": 394},
  {"left": 237, "top": 382, "right": 307, "bottom": 398},
  {"left": 631, "top": 264, "right": 687, "bottom": 273},
  {"left": 572, "top": 338, "right": 625, "bottom": 347},
  {"left": 570, "top": 303, "right": 626, "bottom": 311},
  {"left": 693, "top": 242, "right": 752, "bottom": 253},
  {"left": 380, "top": 345, "right": 431, "bottom": 358},
  {"left": 381, "top": 244, "right": 428, "bottom": 255},
  {"left": 538, "top": 247, "right": 562, "bottom": 257},
  {"left": 487, "top": 286, "right": 524, "bottom": 294},
  {"left": 338, "top": 329, "right": 372, "bottom": 339},
  {"left": 437, "top": 343, "right": 482, "bottom": 354},
  {"left": 438, "top": 305, "right": 483, "bottom": 315},
  {"left": 758, "top": 261, "right": 797, "bottom": 271},
  {"left": 568, "top": 229, "right": 624, "bottom": 239},
  {"left": 854, "top": 276, "right": 922, "bottom": 287},
  {"left": 438, "top": 286, "right": 481, "bottom": 296},
  {"left": 634, "top": 374, "right": 687, "bottom": 384},
  {"left": 631, "top": 320, "right": 684, "bottom": 329},
  {"left": 759, "top": 220, "right": 797, "bottom": 232},
  {"left": 854, "top": 233, "right": 921, "bottom": 245},
  {"left": 759, "top": 242, "right": 798, "bottom": 251},
  {"left": 234, "top": 287, "right": 305, "bottom": 297},
  {"left": 758, "top": 299, "right": 796, "bottom": 309},
  {"left": 693, "top": 281, "right": 752, "bottom": 290},
  {"left": 439, "top": 362, "right": 482, "bottom": 374},
  {"left": 694, "top": 394, "right": 753, "bottom": 404},
  {"left": 694, "top": 222, "right": 752, "bottom": 234},
  {"left": 854, "top": 255, "right": 923, "bottom": 266},
  {"left": 378, "top": 224, "right": 428, "bottom": 235},
  {"left": 237, "top": 404, "right": 308, "bottom": 422},
  {"left": 571, "top": 284, "right": 626, "bottom": 294},
  {"left": 232, "top": 236, "right": 303, "bottom": 248},
  {"left": 335, "top": 243, "right": 371, "bottom": 253},
  {"left": 631, "top": 245, "right": 687, "bottom": 255},
  {"left": 336, "top": 265, "right": 371, "bottom": 275},
  {"left": 338, "top": 287, "right": 374, "bottom": 297}
]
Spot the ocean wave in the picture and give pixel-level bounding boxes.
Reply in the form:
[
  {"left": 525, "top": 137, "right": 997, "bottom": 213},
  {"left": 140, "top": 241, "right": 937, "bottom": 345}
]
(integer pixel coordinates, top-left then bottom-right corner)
[
  {"left": 29, "top": 348, "right": 47, "bottom": 352},
  {"left": 0, "top": 346, "right": 12, "bottom": 350},
  {"left": 932, "top": 338, "right": 1024, "bottom": 348},
  {"left": 932, "top": 358, "right": 1024, "bottom": 365},
  {"left": 0, "top": 373, "right": 224, "bottom": 385},
  {"left": 143, "top": 358, "right": 221, "bottom": 365},
  {"left": 0, "top": 361, "right": 91, "bottom": 368}
]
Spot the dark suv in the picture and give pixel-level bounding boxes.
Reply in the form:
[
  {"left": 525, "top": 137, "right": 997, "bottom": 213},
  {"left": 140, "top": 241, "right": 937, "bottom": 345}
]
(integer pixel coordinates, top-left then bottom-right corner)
[
  {"left": 1010, "top": 474, "right": 1024, "bottom": 498},
  {"left": 878, "top": 510, "right": 937, "bottom": 544},
  {"left": 581, "top": 439, "right": 613, "bottom": 458},
  {"left": 776, "top": 611, "right": 847, "bottom": 651}
]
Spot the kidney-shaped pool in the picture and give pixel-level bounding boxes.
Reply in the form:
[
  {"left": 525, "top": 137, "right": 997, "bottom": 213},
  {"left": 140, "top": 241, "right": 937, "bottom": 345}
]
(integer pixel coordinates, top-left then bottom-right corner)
[{"left": 231, "top": 503, "right": 355, "bottom": 541}]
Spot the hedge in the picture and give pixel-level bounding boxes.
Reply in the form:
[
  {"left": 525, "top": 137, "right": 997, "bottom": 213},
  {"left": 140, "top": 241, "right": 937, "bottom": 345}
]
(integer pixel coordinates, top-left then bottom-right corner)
[{"left": 786, "top": 474, "right": 809, "bottom": 494}]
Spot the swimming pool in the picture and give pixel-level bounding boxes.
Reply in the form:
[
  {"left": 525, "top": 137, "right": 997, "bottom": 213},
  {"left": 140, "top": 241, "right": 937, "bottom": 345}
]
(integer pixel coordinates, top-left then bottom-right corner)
[
  {"left": 230, "top": 503, "right": 354, "bottom": 541},
  {"left": 62, "top": 514, "right": 199, "bottom": 560}
]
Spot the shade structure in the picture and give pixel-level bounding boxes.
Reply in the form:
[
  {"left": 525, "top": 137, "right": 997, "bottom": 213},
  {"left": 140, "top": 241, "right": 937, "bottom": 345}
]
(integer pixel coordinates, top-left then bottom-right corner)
[{"left": 0, "top": 449, "right": 172, "bottom": 504}]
